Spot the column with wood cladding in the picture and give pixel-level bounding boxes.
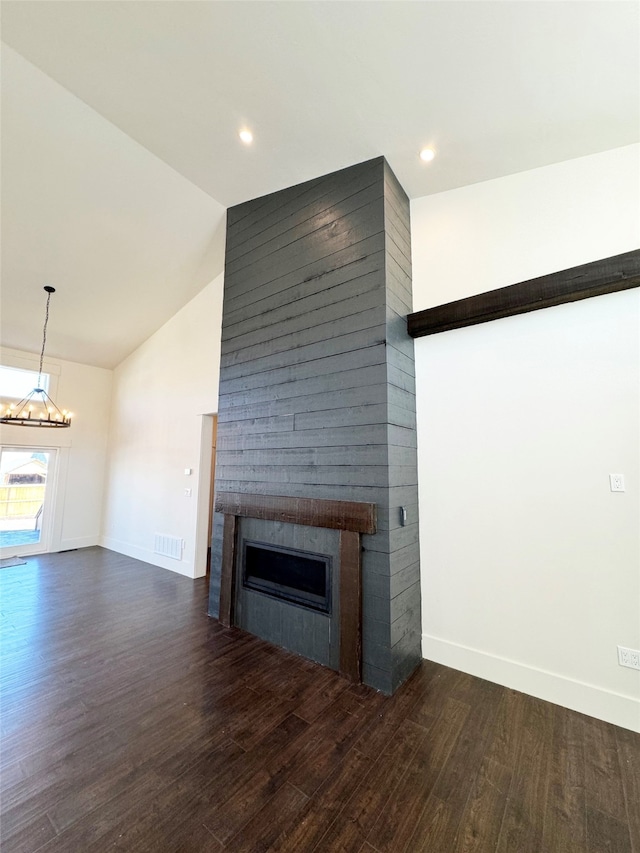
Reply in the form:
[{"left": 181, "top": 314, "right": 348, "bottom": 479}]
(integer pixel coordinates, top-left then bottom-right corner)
[{"left": 208, "top": 157, "right": 421, "bottom": 693}]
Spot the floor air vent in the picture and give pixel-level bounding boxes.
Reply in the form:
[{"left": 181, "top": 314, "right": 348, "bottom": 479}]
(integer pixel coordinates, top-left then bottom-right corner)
[{"left": 154, "top": 534, "right": 183, "bottom": 560}]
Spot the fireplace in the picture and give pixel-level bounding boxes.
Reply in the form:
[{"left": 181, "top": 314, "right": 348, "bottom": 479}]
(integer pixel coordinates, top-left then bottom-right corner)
[
  {"left": 242, "top": 540, "right": 332, "bottom": 614},
  {"left": 208, "top": 157, "right": 422, "bottom": 694},
  {"left": 215, "top": 492, "right": 376, "bottom": 681}
]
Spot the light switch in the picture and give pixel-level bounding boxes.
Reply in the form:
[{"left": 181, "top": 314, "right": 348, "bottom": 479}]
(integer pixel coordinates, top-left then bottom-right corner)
[{"left": 184, "top": 488, "right": 192, "bottom": 497}]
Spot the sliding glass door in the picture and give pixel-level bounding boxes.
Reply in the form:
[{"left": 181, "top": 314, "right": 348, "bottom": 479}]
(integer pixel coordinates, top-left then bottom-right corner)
[{"left": 0, "top": 447, "right": 57, "bottom": 557}]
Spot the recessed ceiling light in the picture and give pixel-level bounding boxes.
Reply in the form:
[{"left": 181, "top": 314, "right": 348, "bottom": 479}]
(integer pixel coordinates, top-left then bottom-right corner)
[
  {"left": 419, "top": 148, "right": 435, "bottom": 162},
  {"left": 239, "top": 129, "right": 253, "bottom": 144}
]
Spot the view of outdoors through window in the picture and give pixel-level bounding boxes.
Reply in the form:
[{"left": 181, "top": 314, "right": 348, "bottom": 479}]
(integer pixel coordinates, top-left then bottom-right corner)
[
  {"left": 0, "top": 449, "right": 51, "bottom": 549},
  {"left": 0, "top": 365, "right": 49, "bottom": 402}
]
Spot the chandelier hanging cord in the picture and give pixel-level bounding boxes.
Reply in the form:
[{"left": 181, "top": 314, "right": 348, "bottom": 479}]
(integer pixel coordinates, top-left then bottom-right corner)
[{"left": 37, "top": 286, "right": 55, "bottom": 390}]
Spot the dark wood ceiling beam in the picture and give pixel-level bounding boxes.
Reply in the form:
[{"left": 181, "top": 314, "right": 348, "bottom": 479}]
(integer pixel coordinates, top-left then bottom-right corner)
[{"left": 407, "top": 248, "right": 640, "bottom": 338}]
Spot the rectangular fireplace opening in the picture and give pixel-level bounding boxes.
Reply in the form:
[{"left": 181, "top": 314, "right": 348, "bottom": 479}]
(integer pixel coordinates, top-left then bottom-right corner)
[{"left": 242, "top": 540, "right": 332, "bottom": 614}]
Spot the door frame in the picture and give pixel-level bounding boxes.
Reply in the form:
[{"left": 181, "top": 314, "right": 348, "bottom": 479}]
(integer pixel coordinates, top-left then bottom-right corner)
[
  {"left": 193, "top": 413, "right": 217, "bottom": 579},
  {"left": 0, "top": 445, "right": 59, "bottom": 557}
]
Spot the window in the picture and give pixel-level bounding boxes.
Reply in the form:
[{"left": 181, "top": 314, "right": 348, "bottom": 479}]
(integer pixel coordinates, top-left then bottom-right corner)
[{"left": 0, "top": 365, "right": 48, "bottom": 401}]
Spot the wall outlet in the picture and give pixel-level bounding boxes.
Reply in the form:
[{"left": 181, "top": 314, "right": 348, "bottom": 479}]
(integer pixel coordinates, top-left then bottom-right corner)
[
  {"left": 609, "top": 474, "right": 625, "bottom": 492},
  {"left": 617, "top": 645, "right": 640, "bottom": 670}
]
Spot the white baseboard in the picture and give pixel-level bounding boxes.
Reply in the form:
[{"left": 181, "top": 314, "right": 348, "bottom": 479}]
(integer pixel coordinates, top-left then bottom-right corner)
[
  {"left": 422, "top": 633, "right": 640, "bottom": 733},
  {"left": 99, "top": 536, "right": 196, "bottom": 579},
  {"left": 56, "top": 536, "right": 100, "bottom": 551}
]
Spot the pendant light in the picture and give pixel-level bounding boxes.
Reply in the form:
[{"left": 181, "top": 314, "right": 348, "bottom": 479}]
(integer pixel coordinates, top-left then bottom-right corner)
[{"left": 0, "top": 287, "right": 72, "bottom": 428}]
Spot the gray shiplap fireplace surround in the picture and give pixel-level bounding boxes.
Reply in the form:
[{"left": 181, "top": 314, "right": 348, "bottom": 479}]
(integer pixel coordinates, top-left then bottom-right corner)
[{"left": 208, "top": 157, "right": 421, "bottom": 694}]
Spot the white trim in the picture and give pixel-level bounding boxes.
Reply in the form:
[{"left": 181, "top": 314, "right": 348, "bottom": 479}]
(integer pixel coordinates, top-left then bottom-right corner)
[
  {"left": 193, "top": 414, "right": 215, "bottom": 579},
  {"left": 0, "top": 422, "right": 73, "bottom": 448},
  {"left": 99, "top": 536, "right": 196, "bottom": 579},
  {"left": 58, "top": 536, "right": 101, "bottom": 551},
  {"left": 0, "top": 347, "right": 62, "bottom": 376},
  {"left": 422, "top": 633, "right": 640, "bottom": 733}
]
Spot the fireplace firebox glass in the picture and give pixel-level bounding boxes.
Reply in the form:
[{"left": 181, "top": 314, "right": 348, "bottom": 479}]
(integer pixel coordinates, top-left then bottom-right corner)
[{"left": 242, "top": 540, "right": 331, "bottom": 614}]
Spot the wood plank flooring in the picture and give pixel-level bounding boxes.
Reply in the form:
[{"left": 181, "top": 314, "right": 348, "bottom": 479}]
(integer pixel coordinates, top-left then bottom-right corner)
[{"left": 1, "top": 546, "right": 638, "bottom": 852}]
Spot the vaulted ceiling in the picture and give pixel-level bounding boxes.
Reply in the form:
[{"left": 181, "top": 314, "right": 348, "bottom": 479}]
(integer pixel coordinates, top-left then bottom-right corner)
[{"left": 1, "top": 1, "right": 638, "bottom": 368}]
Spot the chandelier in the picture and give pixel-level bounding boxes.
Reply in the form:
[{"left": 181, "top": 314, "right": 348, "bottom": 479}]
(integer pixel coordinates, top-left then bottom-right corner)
[{"left": 0, "top": 286, "right": 72, "bottom": 428}]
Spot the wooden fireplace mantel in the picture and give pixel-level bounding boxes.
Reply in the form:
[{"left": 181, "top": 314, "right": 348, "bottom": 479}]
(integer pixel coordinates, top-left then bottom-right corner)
[{"left": 214, "top": 492, "right": 377, "bottom": 682}]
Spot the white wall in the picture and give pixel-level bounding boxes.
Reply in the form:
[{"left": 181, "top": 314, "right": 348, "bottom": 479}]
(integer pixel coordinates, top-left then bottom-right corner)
[
  {"left": 101, "top": 274, "right": 224, "bottom": 578},
  {"left": 0, "top": 346, "right": 113, "bottom": 551},
  {"left": 412, "top": 144, "right": 640, "bottom": 731}
]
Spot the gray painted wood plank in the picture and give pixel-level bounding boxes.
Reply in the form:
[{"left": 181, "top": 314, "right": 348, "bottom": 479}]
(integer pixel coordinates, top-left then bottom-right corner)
[
  {"left": 387, "top": 466, "right": 419, "bottom": 488},
  {"left": 223, "top": 234, "right": 385, "bottom": 316},
  {"left": 384, "top": 178, "right": 410, "bottom": 224},
  {"left": 387, "top": 282, "right": 414, "bottom": 318},
  {"left": 370, "top": 503, "right": 419, "bottom": 532},
  {"left": 387, "top": 485, "right": 421, "bottom": 510},
  {"left": 221, "top": 328, "right": 387, "bottom": 382},
  {"left": 388, "top": 405, "right": 417, "bottom": 430},
  {"left": 387, "top": 246, "right": 412, "bottom": 287},
  {"left": 388, "top": 383, "right": 416, "bottom": 412},
  {"left": 217, "top": 415, "right": 295, "bottom": 435},
  {"left": 385, "top": 201, "right": 412, "bottom": 253},
  {"left": 391, "top": 560, "right": 421, "bottom": 599},
  {"left": 214, "top": 480, "right": 391, "bottom": 505},
  {"left": 388, "top": 424, "right": 418, "bottom": 448},
  {"left": 388, "top": 268, "right": 412, "bottom": 310},
  {"left": 388, "top": 444, "right": 419, "bottom": 470},
  {"left": 222, "top": 269, "right": 385, "bottom": 343},
  {"left": 390, "top": 630, "right": 423, "bottom": 691},
  {"left": 222, "top": 293, "right": 387, "bottom": 363},
  {"left": 221, "top": 307, "right": 385, "bottom": 370},
  {"left": 224, "top": 207, "right": 386, "bottom": 295},
  {"left": 226, "top": 180, "right": 384, "bottom": 271},
  {"left": 215, "top": 464, "right": 392, "bottom": 488},
  {"left": 226, "top": 165, "right": 381, "bottom": 259},
  {"left": 386, "top": 345, "right": 416, "bottom": 379},
  {"left": 384, "top": 157, "right": 410, "bottom": 200},
  {"left": 219, "top": 343, "right": 387, "bottom": 397},
  {"left": 384, "top": 194, "right": 412, "bottom": 252},
  {"left": 384, "top": 162, "right": 411, "bottom": 222},
  {"left": 365, "top": 537, "right": 421, "bottom": 572},
  {"left": 386, "top": 253, "right": 413, "bottom": 305},
  {"left": 226, "top": 176, "right": 323, "bottom": 232},
  {"left": 217, "top": 424, "right": 388, "bottom": 452},
  {"left": 362, "top": 593, "right": 392, "bottom": 625},
  {"left": 390, "top": 580, "right": 422, "bottom": 630},
  {"left": 218, "top": 364, "right": 388, "bottom": 420},
  {"left": 223, "top": 229, "right": 386, "bottom": 309},
  {"left": 388, "top": 364, "right": 417, "bottom": 394},
  {"left": 293, "top": 403, "right": 389, "bottom": 431},
  {"left": 219, "top": 445, "right": 387, "bottom": 469},
  {"left": 227, "top": 172, "right": 338, "bottom": 238},
  {"left": 361, "top": 663, "right": 392, "bottom": 694},
  {"left": 385, "top": 216, "right": 412, "bottom": 269},
  {"left": 227, "top": 158, "right": 381, "bottom": 243},
  {"left": 385, "top": 309, "right": 415, "bottom": 356},
  {"left": 363, "top": 523, "right": 420, "bottom": 557},
  {"left": 223, "top": 248, "right": 385, "bottom": 328}
]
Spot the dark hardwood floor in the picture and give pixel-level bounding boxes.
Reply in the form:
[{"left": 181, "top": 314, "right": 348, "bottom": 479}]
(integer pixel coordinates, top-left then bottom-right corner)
[{"left": 1, "top": 547, "right": 638, "bottom": 853}]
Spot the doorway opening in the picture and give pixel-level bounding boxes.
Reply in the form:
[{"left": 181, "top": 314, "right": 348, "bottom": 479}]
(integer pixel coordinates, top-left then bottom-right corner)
[
  {"left": 0, "top": 446, "right": 57, "bottom": 556},
  {"left": 193, "top": 414, "right": 218, "bottom": 578},
  {"left": 206, "top": 415, "right": 218, "bottom": 573}
]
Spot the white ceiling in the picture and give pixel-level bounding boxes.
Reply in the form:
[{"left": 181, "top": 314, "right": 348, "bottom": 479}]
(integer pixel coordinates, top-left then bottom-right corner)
[{"left": 1, "top": 1, "right": 638, "bottom": 368}]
